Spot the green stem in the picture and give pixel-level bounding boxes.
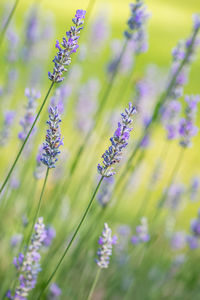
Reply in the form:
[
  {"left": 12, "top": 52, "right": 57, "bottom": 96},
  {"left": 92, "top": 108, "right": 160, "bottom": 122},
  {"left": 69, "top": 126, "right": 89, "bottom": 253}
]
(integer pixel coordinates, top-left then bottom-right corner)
[
  {"left": 114, "top": 150, "right": 145, "bottom": 208},
  {"left": 157, "top": 146, "right": 185, "bottom": 209},
  {"left": 136, "top": 139, "right": 170, "bottom": 218},
  {"left": 0, "top": 82, "right": 54, "bottom": 195},
  {"left": 0, "top": 0, "right": 20, "bottom": 48},
  {"left": 37, "top": 176, "right": 104, "bottom": 299},
  {"left": 27, "top": 167, "right": 49, "bottom": 245},
  {"left": 86, "top": 268, "right": 101, "bottom": 300}
]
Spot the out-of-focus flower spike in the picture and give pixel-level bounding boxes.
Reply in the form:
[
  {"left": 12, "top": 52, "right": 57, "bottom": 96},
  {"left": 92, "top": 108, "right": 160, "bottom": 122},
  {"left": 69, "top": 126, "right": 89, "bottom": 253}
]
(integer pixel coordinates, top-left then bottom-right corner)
[
  {"left": 96, "top": 223, "right": 116, "bottom": 269},
  {"left": 179, "top": 95, "right": 199, "bottom": 147},
  {"left": 10, "top": 218, "right": 47, "bottom": 299},
  {"left": 18, "top": 88, "right": 41, "bottom": 141}
]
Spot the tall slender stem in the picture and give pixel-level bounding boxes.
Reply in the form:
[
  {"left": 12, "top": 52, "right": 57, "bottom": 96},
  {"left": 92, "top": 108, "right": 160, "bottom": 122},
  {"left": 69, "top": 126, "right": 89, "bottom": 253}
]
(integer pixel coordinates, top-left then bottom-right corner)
[
  {"left": 37, "top": 176, "right": 104, "bottom": 299},
  {"left": 157, "top": 146, "right": 185, "bottom": 209},
  {"left": 0, "top": 0, "right": 20, "bottom": 48},
  {"left": 0, "top": 82, "right": 54, "bottom": 195},
  {"left": 27, "top": 167, "right": 49, "bottom": 244},
  {"left": 86, "top": 268, "right": 101, "bottom": 300},
  {"left": 136, "top": 139, "right": 170, "bottom": 218}
]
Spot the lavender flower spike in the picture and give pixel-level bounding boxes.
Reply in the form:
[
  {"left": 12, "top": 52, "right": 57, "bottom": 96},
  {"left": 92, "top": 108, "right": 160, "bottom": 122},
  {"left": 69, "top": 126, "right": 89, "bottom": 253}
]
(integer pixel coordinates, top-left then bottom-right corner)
[
  {"left": 98, "top": 103, "right": 137, "bottom": 177},
  {"left": 41, "top": 106, "right": 63, "bottom": 168},
  {"left": 18, "top": 88, "right": 41, "bottom": 141},
  {"left": 124, "top": 0, "right": 149, "bottom": 40},
  {"left": 0, "top": 111, "right": 15, "bottom": 146},
  {"left": 96, "top": 223, "right": 115, "bottom": 268},
  {"left": 48, "top": 9, "right": 86, "bottom": 83},
  {"left": 179, "top": 95, "right": 199, "bottom": 147},
  {"left": 13, "top": 217, "right": 46, "bottom": 299}
]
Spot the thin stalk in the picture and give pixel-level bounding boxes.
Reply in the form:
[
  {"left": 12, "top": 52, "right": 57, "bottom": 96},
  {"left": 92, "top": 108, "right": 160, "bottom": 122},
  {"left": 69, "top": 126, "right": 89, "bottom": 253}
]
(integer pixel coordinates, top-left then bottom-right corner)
[
  {"left": 150, "top": 147, "right": 185, "bottom": 228},
  {"left": 37, "top": 176, "right": 104, "bottom": 299},
  {"left": 122, "top": 27, "right": 199, "bottom": 177},
  {"left": 114, "top": 149, "right": 145, "bottom": 207},
  {"left": 86, "top": 268, "right": 101, "bottom": 300},
  {"left": 136, "top": 139, "right": 170, "bottom": 218},
  {"left": 27, "top": 167, "right": 49, "bottom": 245},
  {"left": 0, "top": 0, "right": 20, "bottom": 48},
  {"left": 0, "top": 82, "right": 54, "bottom": 195},
  {"left": 157, "top": 146, "right": 185, "bottom": 209}
]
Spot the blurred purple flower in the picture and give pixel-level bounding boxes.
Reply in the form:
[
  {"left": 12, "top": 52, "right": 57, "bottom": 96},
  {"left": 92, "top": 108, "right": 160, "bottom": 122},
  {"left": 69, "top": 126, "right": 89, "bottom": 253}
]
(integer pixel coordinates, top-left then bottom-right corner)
[
  {"left": 0, "top": 111, "right": 15, "bottom": 146},
  {"left": 189, "top": 176, "right": 200, "bottom": 201},
  {"left": 179, "top": 95, "right": 199, "bottom": 147},
  {"left": 49, "top": 283, "right": 62, "bottom": 299},
  {"left": 18, "top": 88, "right": 41, "bottom": 141},
  {"left": 75, "top": 79, "right": 99, "bottom": 133},
  {"left": 43, "top": 226, "right": 56, "bottom": 247},
  {"left": 97, "top": 176, "right": 115, "bottom": 207},
  {"left": 131, "top": 217, "right": 150, "bottom": 245},
  {"left": 187, "top": 235, "right": 199, "bottom": 249},
  {"left": 171, "top": 231, "right": 186, "bottom": 250}
]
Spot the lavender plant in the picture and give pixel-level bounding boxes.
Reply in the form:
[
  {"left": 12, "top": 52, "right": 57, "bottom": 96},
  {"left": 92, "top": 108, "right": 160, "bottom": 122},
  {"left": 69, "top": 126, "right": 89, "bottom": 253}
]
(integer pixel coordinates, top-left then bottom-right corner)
[
  {"left": 0, "top": 111, "right": 15, "bottom": 146},
  {"left": 179, "top": 95, "right": 199, "bottom": 148},
  {"left": 18, "top": 88, "right": 41, "bottom": 141},
  {"left": 62, "top": 0, "right": 149, "bottom": 188},
  {"left": 131, "top": 217, "right": 150, "bottom": 244},
  {"left": 120, "top": 13, "right": 200, "bottom": 179},
  {"left": 97, "top": 102, "right": 137, "bottom": 177},
  {"left": 36, "top": 102, "right": 136, "bottom": 298},
  {"left": 96, "top": 223, "right": 115, "bottom": 268},
  {"left": 48, "top": 9, "right": 86, "bottom": 83},
  {"left": 0, "top": 9, "right": 85, "bottom": 195},
  {"left": 8, "top": 218, "right": 46, "bottom": 299},
  {"left": 187, "top": 209, "right": 200, "bottom": 249},
  {"left": 87, "top": 223, "right": 116, "bottom": 300},
  {"left": 41, "top": 106, "right": 63, "bottom": 169}
]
